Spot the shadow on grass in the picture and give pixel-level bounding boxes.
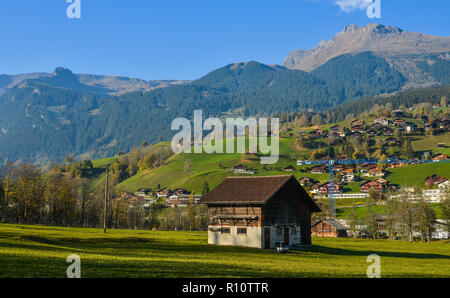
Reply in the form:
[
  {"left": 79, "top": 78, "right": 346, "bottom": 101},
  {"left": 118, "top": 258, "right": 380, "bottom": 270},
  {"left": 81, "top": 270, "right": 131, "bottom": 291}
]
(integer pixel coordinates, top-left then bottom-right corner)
[{"left": 297, "top": 245, "right": 450, "bottom": 260}]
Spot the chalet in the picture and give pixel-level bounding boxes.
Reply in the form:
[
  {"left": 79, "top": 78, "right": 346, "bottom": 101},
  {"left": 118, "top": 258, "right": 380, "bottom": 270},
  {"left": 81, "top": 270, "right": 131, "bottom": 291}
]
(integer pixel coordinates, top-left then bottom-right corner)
[
  {"left": 432, "top": 154, "right": 448, "bottom": 161},
  {"left": 341, "top": 173, "right": 358, "bottom": 183},
  {"left": 360, "top": 180, "right": 386, "bottom": 193},
  {"left": 310, "top": 184, "right": 320, "bottom": 194},
  {"left": 284, "top": 165, "right": 296, "bottom": 172},
  {"left": 311, "top": 219, "right": 349, "bottom": 238},
  {"left": 121, "top": 192, "right": 144, "bottom": 204},
  {"left": 135, "top": 188, "right": 152, "bottom": 197},
  {"left": 121, "top": 192, "right": 138, "bottom": 201},
  {"left": 374, "top": 178, "right": 389, "bottom": 185},
  {"left": 156, "top": 188, "right": 172, "bottom": 198},
  {"left": 362, "top": 167, "right": 384, "bottom": 177},
  {"left": 200, "top": 176, "right": 321, "bottom": 248},
  {"left": 358, "top": 164, "right": 377, "bottom": 173},
  {"left": 328, "top": 131, "right": 344, "bottom": 144},
  {"left": 172, "top": 188, "right": 190, "bottom": 195},
  {"left": 233, "top": 164, "right": 248, "bottom": 173},
  {"left": 308, "top": 166, "right": 327, "bottom": 174},
  {"left": 299, "top": 177, "right": 316, "bottom": 187},
  {"left": 166, "top": 194, "right": 202, "bottom": 207},
  {"left": 373, "top": 117, "right": 391, "bottom": 126},
  {"left": 438, "top": 179, "right": 450, "bottom": 189},
  {"left": 393, "top": 118, "right": 406, "bottom": 127},
  {"left": 351, "top": 119, "right": 365, "bottom": 126},
  {"left": 371, "top": 123, "right": 382, "bottom": 130},
  {"left": 425, "top": 175, "right": 448, "bottom": 188},
  {"left": 341, "top": 168, "right": 355, "bottom": 174},
  {"left": 424, "top": 124, "right": 434, "bottom": 132},
  {"left": 318, "top": 182, "right": 342, "bottom": 194},
  {"left": 308, "top": 129, "right": 324, "bottom": 139},
  {"left": 166, "top": 199, "right": 188, "bottom": 208},
  {"left": 351, "top": 125, "right": 365, "bottom": 133},
  {"left": 330, "top": 125, "right": 340, "bottom": 131},
  {"left": 333, "top": 164, "right": 346, "bottom": 172},
  {"left": 440, "top": 120, "right": 450, "bottom": 131},
  {"left": 128, "top": 196, "right": 145, "bottom": 205}
]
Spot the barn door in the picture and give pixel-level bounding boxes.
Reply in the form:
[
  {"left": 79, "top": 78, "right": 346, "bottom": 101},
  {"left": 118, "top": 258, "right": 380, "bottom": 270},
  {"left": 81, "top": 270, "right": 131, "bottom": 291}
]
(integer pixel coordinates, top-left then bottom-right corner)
[
  {"left": 284, "top": 228, "right": 289, "bottom": 246},
  {"left": 264, "top": 228, "right": 271, "bottom": 249}
]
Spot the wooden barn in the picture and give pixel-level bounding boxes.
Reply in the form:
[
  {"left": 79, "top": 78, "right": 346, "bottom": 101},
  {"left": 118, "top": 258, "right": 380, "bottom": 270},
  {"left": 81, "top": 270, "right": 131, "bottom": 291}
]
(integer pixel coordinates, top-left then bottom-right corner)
[
  {"left": 200, "top": 175, "right": 321, "bottom": 249},
  {"left": 311, "top": 219, "right": 349, "bottom": 238}
]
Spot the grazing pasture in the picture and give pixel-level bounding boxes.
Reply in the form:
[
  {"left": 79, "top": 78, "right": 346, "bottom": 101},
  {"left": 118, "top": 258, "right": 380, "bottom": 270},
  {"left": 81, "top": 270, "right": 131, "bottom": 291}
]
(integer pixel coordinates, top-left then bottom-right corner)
[{"left": 0, "top": 224, "right": 448, "bottom": 278}]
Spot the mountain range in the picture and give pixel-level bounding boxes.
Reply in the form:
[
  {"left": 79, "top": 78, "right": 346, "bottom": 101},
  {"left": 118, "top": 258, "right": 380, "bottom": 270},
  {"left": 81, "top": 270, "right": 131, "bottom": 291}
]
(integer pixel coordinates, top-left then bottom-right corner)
[
  {"left": 0, "top": 67, "right": 189, "bottom": 96},
  {"left": 283, "top": 23, "right": 450, "bottom": 88},
  {"left": 0, "top": 23, "right": 449, "bottom": 164}
]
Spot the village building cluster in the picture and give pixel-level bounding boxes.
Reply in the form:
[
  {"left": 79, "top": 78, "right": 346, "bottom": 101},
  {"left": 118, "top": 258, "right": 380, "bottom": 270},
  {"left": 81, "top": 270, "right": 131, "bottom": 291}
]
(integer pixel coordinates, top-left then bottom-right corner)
[{"left": 120, "top": 187, "right": 202, "bottom": 208}]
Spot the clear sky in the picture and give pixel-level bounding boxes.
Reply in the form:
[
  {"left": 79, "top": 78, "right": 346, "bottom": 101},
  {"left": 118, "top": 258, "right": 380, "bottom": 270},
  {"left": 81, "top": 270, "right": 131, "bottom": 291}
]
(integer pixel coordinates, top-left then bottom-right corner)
[{"left": 0, "top": 0, "right": 449, "bottom": 80}]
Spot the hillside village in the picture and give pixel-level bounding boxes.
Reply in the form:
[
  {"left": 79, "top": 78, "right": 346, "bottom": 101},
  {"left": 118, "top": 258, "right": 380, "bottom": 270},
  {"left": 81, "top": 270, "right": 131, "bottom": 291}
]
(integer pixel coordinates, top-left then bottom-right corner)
[{"left": 1, "top": 89, "right": 449, "bottom": 242}]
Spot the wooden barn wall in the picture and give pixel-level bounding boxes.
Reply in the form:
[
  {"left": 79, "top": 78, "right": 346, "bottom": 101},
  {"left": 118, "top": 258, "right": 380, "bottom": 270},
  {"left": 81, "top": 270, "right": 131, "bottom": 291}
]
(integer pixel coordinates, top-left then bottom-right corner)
[{"left": 208, "top": 206, "right": 261, "bottom": 227}]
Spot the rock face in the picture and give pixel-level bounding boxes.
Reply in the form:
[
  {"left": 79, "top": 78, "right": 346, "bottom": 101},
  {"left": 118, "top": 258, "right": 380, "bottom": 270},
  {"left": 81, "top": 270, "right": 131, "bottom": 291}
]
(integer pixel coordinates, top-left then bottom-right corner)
[
  {"left": 0, "top": 69, "right": 189, "bottom": 95},
  {"left": 283, "top": 23, "right": 450, "bottom": 85}
]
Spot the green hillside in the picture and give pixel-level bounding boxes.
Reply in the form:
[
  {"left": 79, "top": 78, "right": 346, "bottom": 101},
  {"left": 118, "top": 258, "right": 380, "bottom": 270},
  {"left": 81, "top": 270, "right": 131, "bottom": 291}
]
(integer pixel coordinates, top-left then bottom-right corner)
[
  {"left": 107, "top": 133, "right": 449, "bottom": 193},
  {"left": 387, "top": 163, "right": 450, "bottom": 188}
]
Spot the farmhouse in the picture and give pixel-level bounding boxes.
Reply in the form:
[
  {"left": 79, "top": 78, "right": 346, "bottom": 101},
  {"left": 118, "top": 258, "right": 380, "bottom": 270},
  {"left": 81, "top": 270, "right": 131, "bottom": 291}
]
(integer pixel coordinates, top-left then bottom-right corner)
[
  {"left": 156, "top": 188, "right": 172, "bottom": 198},
  {"left": 393, "top": 118, "right": 406, "bottom": 127},
  {"left": 233, "top": 164, "right": 248, "bottom": 173},
  {"left": 299, "top": 176, "right": 316, "bottom": 186},
  {"left": 318, "top": 182, "right": 342, "bottom": 194},
  {"left": 351, "top": 119, "right": 365, "bottom": 126},
  {"left": 341, "top": 173, "right": 358, "bottom": 183},
  {"left": 308, "top": 165, "right": 327, "bottom": 174},
  {"left": 311, "top": 219, "right": 349, "bottom": 238},
  {"left": 360, "top": 180, "right": 386, "bottom": 193},
  {"left": 135, "top": 188, "right": 152, "bottom": 197},
  {"left": 373, "top": 117, "right": 391, "bottom": 126},
  {"left": 425, "top": 175, "right": 448, "bottom": 187},
  {"left": 283, "top": 165, "right": 296, "bottom": 172},
  {"left": 200, "top": 175, "right": 321, "bottom": 249}
]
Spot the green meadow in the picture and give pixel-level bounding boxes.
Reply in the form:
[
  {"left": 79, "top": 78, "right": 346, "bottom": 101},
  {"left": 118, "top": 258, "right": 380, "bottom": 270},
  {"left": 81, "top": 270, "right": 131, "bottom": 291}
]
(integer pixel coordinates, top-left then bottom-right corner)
[{"left": 0, "top": 224, "right": 449, "bottom": 278}]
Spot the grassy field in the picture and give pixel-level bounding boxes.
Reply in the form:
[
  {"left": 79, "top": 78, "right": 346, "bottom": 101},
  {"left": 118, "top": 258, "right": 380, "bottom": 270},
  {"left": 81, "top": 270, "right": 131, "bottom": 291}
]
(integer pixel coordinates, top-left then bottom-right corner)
[
  {"left": 0, "top": 224, "right": 449, "bottom": 278},
  {"left": 336, "top": 203, "right": 444, "bottom": 219},
  {"left": 387, "top": 162, "right": 450, "bottom": 187},
  {"left": 412, "top": 132, "right": 450, "bottom": 155}
]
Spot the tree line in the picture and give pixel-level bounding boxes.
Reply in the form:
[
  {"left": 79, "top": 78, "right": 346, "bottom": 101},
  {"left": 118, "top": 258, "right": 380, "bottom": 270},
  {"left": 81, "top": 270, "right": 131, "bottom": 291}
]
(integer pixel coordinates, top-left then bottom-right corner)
[{"left": 0, "top": 161, "right": 207, "bottom": 231}]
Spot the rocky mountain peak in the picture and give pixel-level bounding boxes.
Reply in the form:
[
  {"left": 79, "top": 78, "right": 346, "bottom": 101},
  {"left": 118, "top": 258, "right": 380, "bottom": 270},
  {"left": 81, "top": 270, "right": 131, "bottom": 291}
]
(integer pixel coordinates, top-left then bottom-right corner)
[{"left": 283, "top": 23, "right": 449, "bottom": 76}]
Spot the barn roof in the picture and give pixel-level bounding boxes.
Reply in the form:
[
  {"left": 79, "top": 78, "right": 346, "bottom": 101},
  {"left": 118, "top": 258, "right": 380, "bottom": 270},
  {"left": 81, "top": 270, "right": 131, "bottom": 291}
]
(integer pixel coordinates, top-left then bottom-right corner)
[
  {"left": 200, "top": 175, "right": 320, "bottom": 211},
  {"left": 313, "top": 219, "right": 349, "bottom": 231}
]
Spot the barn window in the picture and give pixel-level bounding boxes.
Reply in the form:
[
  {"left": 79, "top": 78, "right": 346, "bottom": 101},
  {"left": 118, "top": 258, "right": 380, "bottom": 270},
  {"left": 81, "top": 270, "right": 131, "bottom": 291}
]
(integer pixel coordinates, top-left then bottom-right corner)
[
  {"left": 237, "top": 228, "right": 247, "bottom": 235},
  {"left": 220, "top": 227, "right": 230, "bottom": 234}
]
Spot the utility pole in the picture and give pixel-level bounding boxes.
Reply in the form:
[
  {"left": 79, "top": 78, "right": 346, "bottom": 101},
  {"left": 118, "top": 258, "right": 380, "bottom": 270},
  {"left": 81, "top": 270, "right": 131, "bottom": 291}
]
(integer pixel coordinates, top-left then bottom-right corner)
[
  {"left": 103, "top": 168, "right": 108, "bottom": 233},
  {"left": 2, "top": 174, "right": 9, "bottom": 222}
]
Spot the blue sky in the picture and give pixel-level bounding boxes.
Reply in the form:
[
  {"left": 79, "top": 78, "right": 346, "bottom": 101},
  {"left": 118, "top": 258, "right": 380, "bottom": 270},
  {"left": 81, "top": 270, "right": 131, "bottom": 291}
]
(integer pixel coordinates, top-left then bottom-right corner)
[{"left": 0, "top": 0, "right": 449, "bottom": 80}]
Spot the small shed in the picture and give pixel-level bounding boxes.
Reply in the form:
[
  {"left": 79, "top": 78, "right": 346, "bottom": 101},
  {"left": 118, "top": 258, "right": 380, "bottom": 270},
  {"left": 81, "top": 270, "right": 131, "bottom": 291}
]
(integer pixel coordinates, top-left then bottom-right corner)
[{"left": 311, "top": 219, "right": 349, "bottom": 238}]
